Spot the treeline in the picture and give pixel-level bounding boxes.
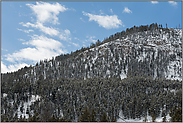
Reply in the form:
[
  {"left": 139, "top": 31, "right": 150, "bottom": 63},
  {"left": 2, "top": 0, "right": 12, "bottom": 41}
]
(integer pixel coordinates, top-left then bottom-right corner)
[{"left": 1, "top": 76, "right": 182, "bottom": 122}]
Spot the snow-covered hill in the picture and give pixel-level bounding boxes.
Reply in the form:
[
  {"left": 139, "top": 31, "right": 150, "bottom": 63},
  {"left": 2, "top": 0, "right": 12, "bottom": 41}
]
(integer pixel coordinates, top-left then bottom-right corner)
[
  {"left": 3, "top": 27, "right": 181, "bottom": 83},
  {"left": 1, "top": 25, "right": 182, "bottom": 122}
]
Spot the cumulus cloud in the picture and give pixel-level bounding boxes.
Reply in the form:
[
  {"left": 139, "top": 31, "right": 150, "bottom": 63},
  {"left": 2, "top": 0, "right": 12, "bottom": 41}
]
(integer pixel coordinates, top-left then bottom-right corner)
[
  {"left": 2, "top": 2, "right": 71, "bottom": 73},
  {"left": 26, "top": 2, "right": 68, "bottom": 24},
  {"left": 1, "top": 61, "right": 29, "bottom": 73},
  {"left": 151, "top": 1, "right": 159, "bottom": 4},
  {"left": 5, "top": 35, "right": 65, "bottom": 63},
  {"left": 82, "top": 11, "right": 122, "bottom": 29},
  {"left": 168, "top": 1, "right": 177, "bottom": 6},
  {"left": 26, "top": 35, "right": 63, "bottom": 50},
  {"left": 123, "top": 7, "right": 132, "bottom": 13},
  {"left": 19, "top": 22, "right": 59, "bottom": 36}
]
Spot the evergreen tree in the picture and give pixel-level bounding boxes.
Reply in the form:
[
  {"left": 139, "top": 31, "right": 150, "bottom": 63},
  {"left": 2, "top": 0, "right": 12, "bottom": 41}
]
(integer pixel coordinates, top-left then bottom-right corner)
[
  {"left": 170, "top": 107, "right": 182, "bottom": 122},
  {"left": 90, "top": 109, "right": 97, "bottom": 122},
  {"left": 143, "top": 116, "right": 148, "bottom": 122},
  {"left": 100, "top": 112, "right": 108, "bottom": 122},
  {"left": 162, "top": 116, "right": 167, "bottom": 122},
  {"left": 78, "top": 107, "right": 90, "bottom": 122},
  {"left": 151, "top": 113, "right": 156, "bottom": 122}
]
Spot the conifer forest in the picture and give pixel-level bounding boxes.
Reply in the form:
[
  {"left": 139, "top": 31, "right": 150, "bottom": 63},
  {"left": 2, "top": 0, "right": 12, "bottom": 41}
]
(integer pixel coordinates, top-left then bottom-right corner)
[{"left": 1, "top": 23, "right": 182, "bottom": 122}]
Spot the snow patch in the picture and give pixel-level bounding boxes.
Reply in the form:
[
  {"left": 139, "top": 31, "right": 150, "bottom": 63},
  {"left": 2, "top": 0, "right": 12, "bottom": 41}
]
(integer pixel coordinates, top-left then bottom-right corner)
[
  {"left": 3, "top": 93, "right": 8, "bottom": 98},
  {"left": 117, "top": 110, "right": 171, "bottom": 122}
]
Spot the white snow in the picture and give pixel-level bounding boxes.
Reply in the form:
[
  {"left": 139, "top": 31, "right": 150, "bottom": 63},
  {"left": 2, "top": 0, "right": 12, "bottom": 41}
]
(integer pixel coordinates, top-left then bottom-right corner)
[
  {"left": 106, "top": 69, "right": 110, "bottom": 75},
  {"left": 166, "top": 60, "right": 182, "bottom": 81},
  {"left": 85, "top": 64, "right": 87, "bottom": 69},
  {"left": 117, "top": 110, "right": 171, "bottom": 122},
  {"left": 120, "top": 70, "right": 127, "bottom": 80},
  {"left": 16, "top": 95, "right": 41, "bottom": 119},
  {"left": 3, "top": 93, "right": 7, "bottom": 98},
  {"left": 31, "top": 95, "right": 41, "bottom": 103}
]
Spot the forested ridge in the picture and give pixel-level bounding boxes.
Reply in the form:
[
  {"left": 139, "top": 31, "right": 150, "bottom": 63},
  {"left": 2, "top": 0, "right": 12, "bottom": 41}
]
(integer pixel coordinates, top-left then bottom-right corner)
[
  {"left": 1, "top": 76, "right": 182, "bottom": 122},
  {"left": 1, "top": 23, "right": 182, "bottom": 122}
]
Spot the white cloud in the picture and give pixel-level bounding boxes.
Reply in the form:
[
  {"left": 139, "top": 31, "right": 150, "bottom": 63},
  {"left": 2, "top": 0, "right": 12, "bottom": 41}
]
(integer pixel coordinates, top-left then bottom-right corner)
[
  {"left": 110, "top": 9, "right": 113, "bottom": 13},
  {"left": 26, "top": 2, "right": 68, "bottom": 24},
  {"left": 20, "top": 22, "right": 59, "bottom": 36},
  {"left": 82, "top": 11, "right": 122, "bottom": 29},
  {"left": 151, "top": 1, "right": 159, "bottom": 4},
  {"left": 59, "top": 29, "right": 71, "bottom": 41},
  {"left": 1, "top": 61, "right": 29, "bottom": 73},
  {"left": 19, "top": 22, "right": 31, "bottom": 27},
  {"left": 3, "top": 2, "right": 71, "bottom": 73},
  {"left": 36, "top": 22, "right": 60, "bottom": 36},
  {"left": 17, "top": 28, "right": 34, "bottom": 33},
  {"left": 5, "top": 35, "right": 65, "bottom": 63},
  {"left": 168, "top": 1, "right": 177, "bottom": 6},
  {"left": 26, "top": 35, "right": 63, "bottom": 50},
  {"left": 123, "top": 7, "right": 132, "bottom": 13}
]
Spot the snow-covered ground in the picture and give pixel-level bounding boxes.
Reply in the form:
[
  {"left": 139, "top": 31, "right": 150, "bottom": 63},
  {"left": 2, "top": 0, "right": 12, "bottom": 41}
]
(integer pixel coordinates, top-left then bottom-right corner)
[
  {"left": 76, "top": 29, "right": 182, "bottom": 81},
  {"left": 3, "top": 93, "right": 8, "bottom": 98},
  {"left": 117, "top": 110, "right": 171, "bottom": 122},
  {"left": 16, "top": 94, "right": 41, "bottom": 119}
]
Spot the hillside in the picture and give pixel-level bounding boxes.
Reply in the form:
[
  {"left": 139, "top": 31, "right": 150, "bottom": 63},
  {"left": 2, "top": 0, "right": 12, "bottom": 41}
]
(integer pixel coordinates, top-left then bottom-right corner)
[
  {"left": 1, "top": 23, "right": 182, "bottom": 122},
  {"left": 2, "top": 25, "right": 182, "bottom": 82}
]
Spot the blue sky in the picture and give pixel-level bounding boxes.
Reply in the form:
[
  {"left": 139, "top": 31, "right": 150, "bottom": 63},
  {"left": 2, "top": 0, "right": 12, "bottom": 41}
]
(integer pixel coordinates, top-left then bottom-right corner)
[{"left": 1, "top": 1, "right": 182, "bottom": 73}]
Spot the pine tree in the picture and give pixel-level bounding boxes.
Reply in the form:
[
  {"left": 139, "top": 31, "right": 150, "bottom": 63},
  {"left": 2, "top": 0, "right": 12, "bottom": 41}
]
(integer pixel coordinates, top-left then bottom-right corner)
[
  {"left": 111, "top": 116, "right": 116, "bottom": 122},
  {"left": 29, "top": 112, "right": 39, "bottom": 122},
  {"left": 143, "top": 116, "right": 148, "bottom": 122},
  {"left": 78, "top": 107, "right": 90, "bottom": 122},
  {"left": 162, "top": 116, "right": 167, "bottom": 122},
  {"left": 170, "top": 108, "right": 182, "bottom": 122},
  {"left": 90, "top": 109, "right": 96, "bottom": 122},
  {"left": 152, "top": 113, "right": 156, "bottom": 122},
  {"left": 100, "top": 112, "right": 108, "bottom": 122}
]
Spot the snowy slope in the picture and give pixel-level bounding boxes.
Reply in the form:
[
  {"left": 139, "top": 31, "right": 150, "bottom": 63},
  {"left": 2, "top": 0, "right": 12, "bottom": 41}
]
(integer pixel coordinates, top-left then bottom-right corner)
[
  {"left": 117, "top": 110, "right": 172, "bottom": 122},
  {"left": 1, "top": 28, "right": 182, "bottom": 87},
  {"left": 4, "top": 28, "right": 180, "bottom": 82}
]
